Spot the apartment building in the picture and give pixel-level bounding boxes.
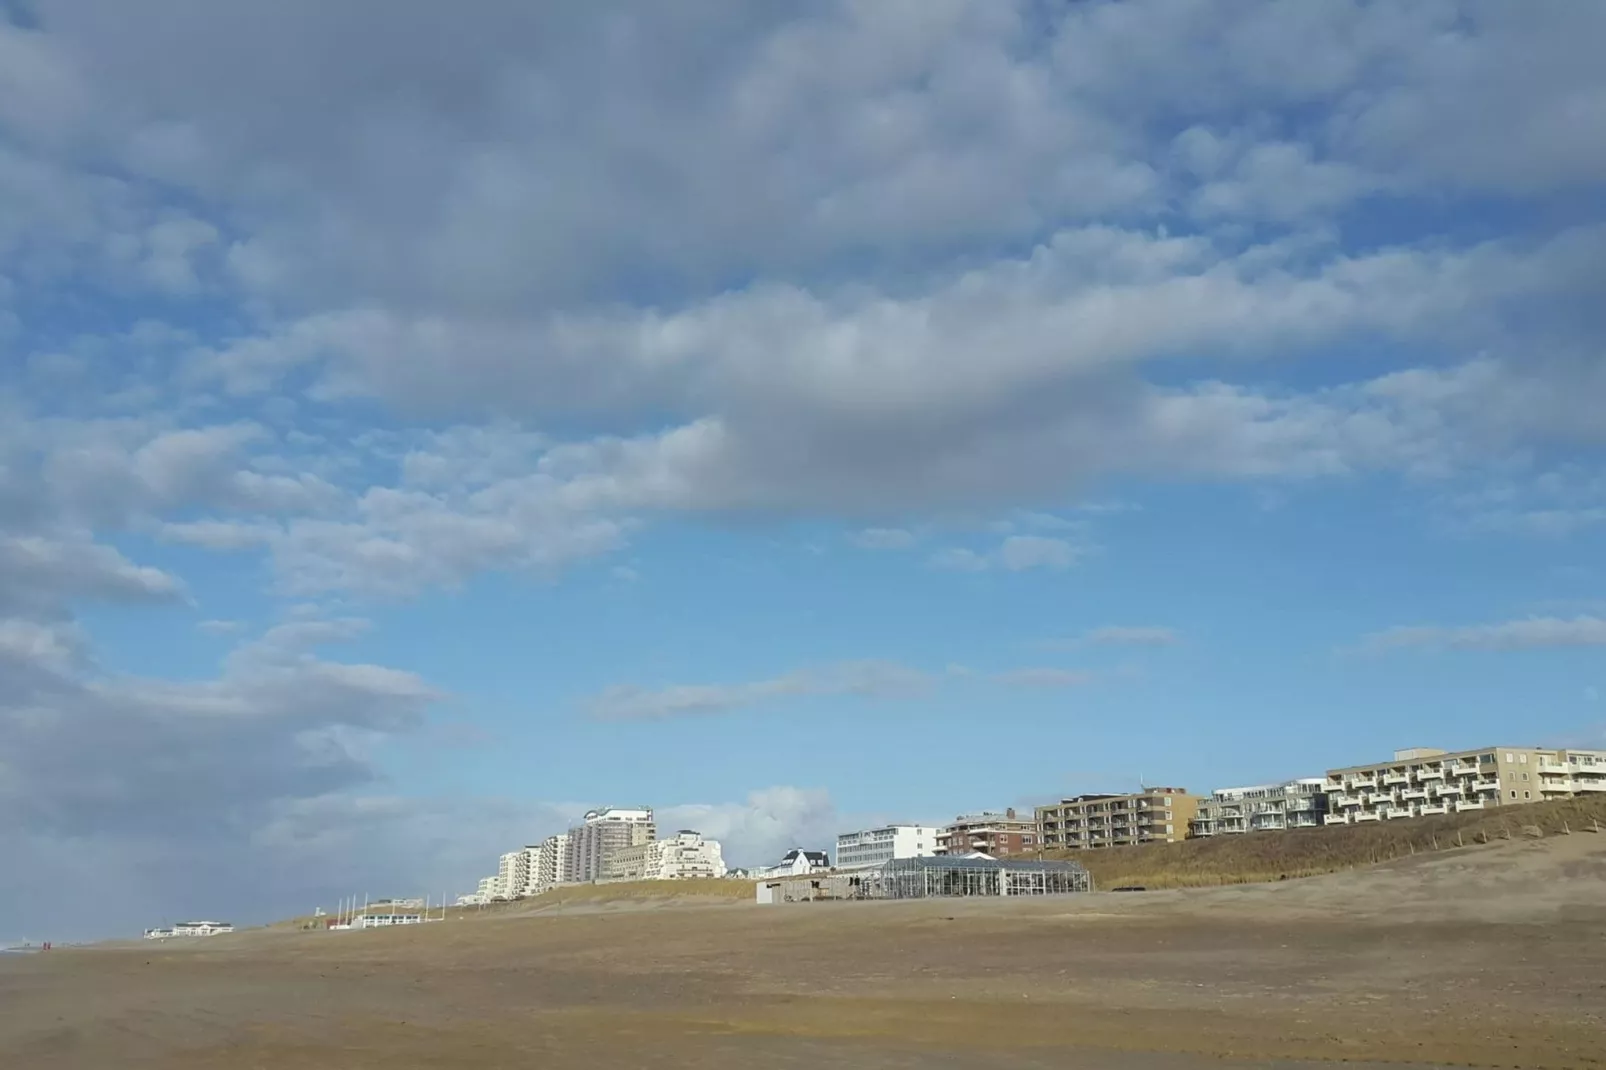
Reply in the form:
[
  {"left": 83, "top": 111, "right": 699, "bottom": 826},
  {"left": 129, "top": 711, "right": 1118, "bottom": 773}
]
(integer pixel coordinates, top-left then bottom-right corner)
[
  {"left": 531, "top": 832, "right": 570, "bottom": 891},
  {"left": 937, "top": 808, "right": 1038, "bottom": 857},
  {"left": 495, "top": 850, "right": 522, "bottom": 899},
  {"left": 605, "top": 830, "right": 727, "bottom": 882},
  {"left": 835, "top": 824, "right": 943, "bottom": 870},
  {"left": 1323, "top": 746, "right": 1606, "bottom": 824},
  {"left": 565, "top": 806, "right": 656, "bottom": 883},
  {"left": 1036, "top": 787, "right": 1197, "bottom": 850},
  {"left": 1191, "top": 778, "right": 1328, "bottom": 837}
]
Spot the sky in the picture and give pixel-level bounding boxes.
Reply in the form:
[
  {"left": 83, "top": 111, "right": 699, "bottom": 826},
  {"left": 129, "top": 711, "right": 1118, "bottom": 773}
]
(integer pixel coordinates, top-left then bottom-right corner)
[{"left": 2, "top": 0, "right": 1604, "bottom": 942}]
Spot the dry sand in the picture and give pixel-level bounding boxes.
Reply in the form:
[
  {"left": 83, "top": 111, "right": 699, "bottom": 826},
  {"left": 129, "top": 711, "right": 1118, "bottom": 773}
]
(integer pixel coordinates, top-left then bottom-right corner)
[{"left": 4, "top": 834, "right": 1605, "bottom": 1069}]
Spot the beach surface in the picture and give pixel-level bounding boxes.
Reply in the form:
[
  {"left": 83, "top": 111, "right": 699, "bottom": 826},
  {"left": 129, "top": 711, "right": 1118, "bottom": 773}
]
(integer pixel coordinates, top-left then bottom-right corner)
[{"left": 3, "top": 834, "right": 1604, "bottom": 1069}]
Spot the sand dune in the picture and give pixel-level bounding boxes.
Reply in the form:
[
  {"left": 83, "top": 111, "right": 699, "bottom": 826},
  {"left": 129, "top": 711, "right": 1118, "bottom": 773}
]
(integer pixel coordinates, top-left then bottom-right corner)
[{"left": 4, "top": 834, "right": 1604, "bottom": 1068}]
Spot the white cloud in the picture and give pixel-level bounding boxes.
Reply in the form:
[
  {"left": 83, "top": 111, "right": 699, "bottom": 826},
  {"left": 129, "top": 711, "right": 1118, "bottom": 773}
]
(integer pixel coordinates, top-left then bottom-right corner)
[
  {"left": 659, "top": 786, "right": 840, "bottom": 867},
  {"left": 0, "top": 533, "right": 185, "bottom": 614},
  {"left": 931, "top": 535, "right": 1082, "bottom": 573},
  {"left": 588, "top": 660, "right": 933, "bottom": 722},
  {"left": 849, "top": 527, "right": 917, "bottom": 550},
  {"left": 1361, "top": 616, "right": 1606, "bottom": 652},
  {"left": 992, "top": 667, "right": 1094, "bottom": 689},
  {"left": 1083, "top": 625, "right": 1183, "bottom": 646},
  {"left": 997, "top": 535, "right": 1081, "bottom": 571},
  {"left": 2, "top": 0, "right": 1605, "bottom": 937}
]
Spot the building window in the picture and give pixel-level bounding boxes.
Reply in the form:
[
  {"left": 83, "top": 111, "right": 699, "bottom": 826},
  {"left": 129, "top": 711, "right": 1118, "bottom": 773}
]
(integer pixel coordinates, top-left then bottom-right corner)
[
  {"left": 1519, "top": 754, "right": 1528, "bottom": 764},
  {"left": 1510, "top": 791, "right": 1517, "bottom": 798}
]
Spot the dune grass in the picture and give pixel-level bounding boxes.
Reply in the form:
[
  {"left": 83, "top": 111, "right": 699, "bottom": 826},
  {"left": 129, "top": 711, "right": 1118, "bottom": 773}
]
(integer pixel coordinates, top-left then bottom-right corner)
[{"left": 1043, "top": 794, "right": 1606, "bottom": 889}]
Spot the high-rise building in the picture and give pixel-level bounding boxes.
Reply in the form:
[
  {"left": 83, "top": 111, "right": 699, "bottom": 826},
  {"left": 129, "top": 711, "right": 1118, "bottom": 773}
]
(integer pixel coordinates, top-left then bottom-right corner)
[
  {"left": 834, "top": 824, "right": 942, "bottom": 870},
  {"left": 1036, "top": 787, "right": 1197, "bottom": 850},
  {"left": 565, "top": 806, "right": 655, "bottom": 883}
]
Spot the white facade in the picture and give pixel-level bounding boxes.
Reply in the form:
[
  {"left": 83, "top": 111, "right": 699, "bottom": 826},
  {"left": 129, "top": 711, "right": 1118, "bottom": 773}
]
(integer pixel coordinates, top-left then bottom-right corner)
[
  {"left": 146, "top": 920, "right": 234, "bottom": 938},
  {"left": 495, "top": 851, "right": 521, "bottom": 899},
  {"left": 565, "top": 806, "right": 655, "bottom": 884},
  {"left": 605, "top": 830, "right": 728, "bottom": 882},
  {"left": 752, "top": 848, "right": 831, "bottom": 879},
  {"left": 359, "top": 913, "right": 423, "bottom": 928},
  {"left": 835, "top": 825, "right": 942, "bottom": 870},
  {"left": 1191, "top": 778, "right": 1329, "bottom": 836}
]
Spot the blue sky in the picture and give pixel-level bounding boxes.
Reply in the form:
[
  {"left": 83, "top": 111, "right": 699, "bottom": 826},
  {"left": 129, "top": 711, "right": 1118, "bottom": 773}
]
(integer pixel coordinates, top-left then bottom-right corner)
[{"left": 2, "top": 0, "right": 1604, "bottom": 941}]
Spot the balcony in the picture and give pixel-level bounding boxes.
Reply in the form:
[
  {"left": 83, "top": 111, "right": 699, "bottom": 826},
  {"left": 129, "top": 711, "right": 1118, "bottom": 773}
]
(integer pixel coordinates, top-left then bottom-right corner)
[
  {"left": 1454, "top": 800, "right": 1484, "bottom": 811},
  {"left": 1325, "top": 813, "right": 1351, "bottom": 825},
  {"left": 1383, "top": 771, "right": 1410, "bottom": 786},
  {"left": 1401, "top": 788, "right": 1428, "bottom": 801},
  {"left": 1573, "top": 778, "right": 1606, "bottom": 793},
  {"left": 1416, "top": 767, "right": 1445, "bottom": 780},
  {"left": 1417, "top": 804, "right": 1448, "bottom": 816}
]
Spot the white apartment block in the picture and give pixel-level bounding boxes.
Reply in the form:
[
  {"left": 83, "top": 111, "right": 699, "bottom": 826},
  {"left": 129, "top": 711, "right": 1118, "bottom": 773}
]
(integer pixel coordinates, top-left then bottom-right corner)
[
  {"left": 474, "top": 875, "right": 501, "bottom": 902},
  {"left": 604, "top": 830, "right": 727, "bottom": 882},
  {"left": 566, "top": 806, "right": 655, "bottom": 884},
  {"left": 835, "top": 825, "right": 942, "bottom": 870},
  {"left": 495, "top": 850, "right": 522, "bottom": 899},
  {"left": 1324, "top": 746, "right": 1606, "bottom": 824},
  {"left": 529, "top": 833, "right": 570, "bottom": 893},
  {"left": 1191, "top": 778, "right": 1329, "bottom": 836}
]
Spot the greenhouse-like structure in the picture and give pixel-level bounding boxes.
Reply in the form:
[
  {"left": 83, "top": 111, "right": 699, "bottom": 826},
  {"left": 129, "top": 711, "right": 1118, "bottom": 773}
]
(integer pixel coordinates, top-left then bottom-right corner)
[{"left": 757, "top": 854, "right": 1092, "bottom": 903}]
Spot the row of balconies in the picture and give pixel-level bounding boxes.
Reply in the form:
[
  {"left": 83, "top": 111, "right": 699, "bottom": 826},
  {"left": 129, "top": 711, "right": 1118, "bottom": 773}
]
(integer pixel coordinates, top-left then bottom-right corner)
[{"left": 1324, "top": 799, "right": 1489, "bottom": 824}]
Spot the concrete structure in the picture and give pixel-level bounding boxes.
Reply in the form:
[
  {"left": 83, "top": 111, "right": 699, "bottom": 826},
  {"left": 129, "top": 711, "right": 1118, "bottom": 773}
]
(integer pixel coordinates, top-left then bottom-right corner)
[
  {"left": 474, "top": 875, "right": 500, "bottom": 902},
  {"left": 566, "top": 806, "right": 656, "bottom": 883},
  {"left": 752, "top": 848, "right": 831, "bottom": 879},
  {"left": 146, "top": 921, "right": 234, "bottom": 938},
  {"left": 1324, "top": 746, "right": 1606, "bottom": 824},
  {"left": 834, "top": 824, "right": 942, "bottom": 870},
  {"left": 1191, "top": 778, "right": 1329, "bottom": 836},
  {"left": 604, "top": 830, "right": 727, "bottom": 881},
  {"left": 1036, "top": 788, "right": 1197, "bottom": 850},
  {"left": 937, "top": 809, "right": 1038, "bottom": 857}
]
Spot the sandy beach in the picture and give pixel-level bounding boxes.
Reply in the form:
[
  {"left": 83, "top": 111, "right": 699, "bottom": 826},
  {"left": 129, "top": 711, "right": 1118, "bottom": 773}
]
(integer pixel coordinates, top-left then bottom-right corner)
[{"left": 4, "top": 834, "right": 1604, "bottom": 1069}]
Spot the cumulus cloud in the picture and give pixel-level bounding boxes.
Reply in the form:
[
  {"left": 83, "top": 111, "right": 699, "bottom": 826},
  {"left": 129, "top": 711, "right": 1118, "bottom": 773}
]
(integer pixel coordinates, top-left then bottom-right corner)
[
  {"left": 1361, "top": 616, "right": 1606, "bottom": 652},
  {"left": 3, "top": 0, "right": 1605, "bottom": 938},
  {"left": 659, "top": 786, "right": 841, "bottom": 867},
  {"left": 0, "top": 533, "right": 185, "bottom": 614}
]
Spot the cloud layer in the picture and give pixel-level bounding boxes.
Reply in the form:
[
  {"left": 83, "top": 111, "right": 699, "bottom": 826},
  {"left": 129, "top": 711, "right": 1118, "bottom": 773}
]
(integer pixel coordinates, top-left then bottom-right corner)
[{"left": 1, "top": 0, "right": 1603, "bottom": 937}]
